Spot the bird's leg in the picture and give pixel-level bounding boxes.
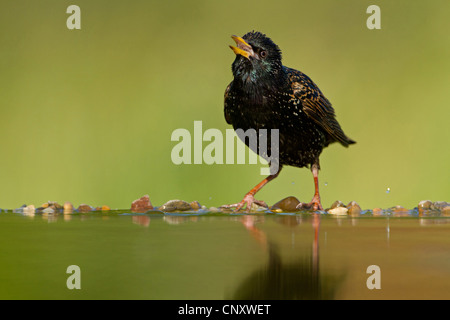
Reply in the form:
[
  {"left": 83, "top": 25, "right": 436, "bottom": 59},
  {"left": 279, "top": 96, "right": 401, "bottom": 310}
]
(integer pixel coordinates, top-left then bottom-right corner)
[
  {"left": 222, "top": 169, "right": 281, "bottom": 212},
  {"left": 297, "top": 163, "right": 324, "bottom": 211}
]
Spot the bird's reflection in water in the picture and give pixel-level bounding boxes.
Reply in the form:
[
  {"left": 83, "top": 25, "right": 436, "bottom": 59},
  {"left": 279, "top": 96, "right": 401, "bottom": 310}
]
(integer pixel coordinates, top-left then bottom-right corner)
[{"left": 231, "top": 214, "right": 344, "bottom": 300}]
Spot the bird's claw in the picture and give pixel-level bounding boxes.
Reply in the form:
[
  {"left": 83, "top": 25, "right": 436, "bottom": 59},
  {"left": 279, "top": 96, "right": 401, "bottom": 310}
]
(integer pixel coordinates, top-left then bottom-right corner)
[
  {"left": 296, "top": 196, "right": 323, "bottom": 211},
  {"left": 221, "top": 194, "right": 268, "bottom": 213}
]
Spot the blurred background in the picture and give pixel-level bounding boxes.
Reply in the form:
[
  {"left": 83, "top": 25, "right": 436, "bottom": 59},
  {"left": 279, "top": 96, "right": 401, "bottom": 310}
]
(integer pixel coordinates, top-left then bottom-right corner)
[{"left": 0, "top": 0, "right": 448, "bottom": 210}]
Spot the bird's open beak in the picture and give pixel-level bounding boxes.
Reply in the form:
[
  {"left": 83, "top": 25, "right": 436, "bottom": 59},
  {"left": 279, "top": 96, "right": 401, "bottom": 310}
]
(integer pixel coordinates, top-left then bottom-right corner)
[{"left": 229, "top": 35, "right": 254, "bottom": 59}]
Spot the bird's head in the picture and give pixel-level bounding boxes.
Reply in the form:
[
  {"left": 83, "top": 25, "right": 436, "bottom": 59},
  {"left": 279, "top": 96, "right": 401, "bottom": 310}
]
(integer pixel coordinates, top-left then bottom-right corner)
[{"left": 229, "top": 31, "right": 283, "bottom": 87}]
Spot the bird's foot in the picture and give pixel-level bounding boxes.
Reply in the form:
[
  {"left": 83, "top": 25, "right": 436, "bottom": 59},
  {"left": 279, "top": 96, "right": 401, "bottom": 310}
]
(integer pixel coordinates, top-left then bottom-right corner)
[
  {"left": 221, "top": 193, "right": 268, "bottom": 213},
  {"left": 296, "top": 195, "right": 323, "bottom": 211}
]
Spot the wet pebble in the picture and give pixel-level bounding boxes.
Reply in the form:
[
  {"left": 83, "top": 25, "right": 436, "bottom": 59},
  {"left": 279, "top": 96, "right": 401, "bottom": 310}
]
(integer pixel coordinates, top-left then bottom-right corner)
[
  {"left": 442, "top": 206, "right": 450, "bottom": 216},
  {"left": 328, "top": 207, "right": 348, "bottom": 215},
  {"left": 77, "top": 204, "right": 93, "bottom": 213},
  {"left": 131, "top": 195, "right": 153, "bottom": 213},
  {"left": 270, "top": 196, "right": 300, "bottom": 212},
  {"left": 42, "top": 207, "right": 55, "bottom": 214},
  {"left": 159, "top": 200, "right": 192, "bottom": 212},
  {"left": 189, "top": 201, "right": 201, "bottom": 211},
  {"left": 35, "top": 201, "right": 63, "bottom": 213},
  {"left": 346, "top": 201, "right": 362, "bottom": 216},
  {"left": 392, "top": 205, "right": 410, "bottom": 216},
  {"left": 330, "top": 200, "right": 346, "bottom": 209},
  {"left": 95, "top": 205, "right": 111, "bottom": 211},
  {"left": 431, "top": 201, "right": 448, "bottom": 211},
  {"left": 372, "top": 208, "right": 384, "bottom": 216},
  {"left": 250, "top": 201, "right": 268, "bottom": 212},
  {"left": 418, "top": 200, "right": 432, "bottom": 211},
  {"left": 23, "top": 205, "right": 36, "bottom": 215},
  {"left": 63, "top": 202, "right": 74, "bottom": 214}
]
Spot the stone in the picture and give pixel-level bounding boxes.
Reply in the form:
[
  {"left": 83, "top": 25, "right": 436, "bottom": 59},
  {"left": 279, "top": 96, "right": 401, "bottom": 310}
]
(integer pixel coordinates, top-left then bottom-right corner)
[
  {"left": 42, "top": 207, "right": 55, "bottom": 214},
  {"left": 418, "top": 200, "right": 432, "bottom": 211},
  {"left": 346, "top": 201, "right": 362, "bottom": 216},
  {"left": 23, "top": 205, "right": 35, "bottom": 215},
  {"left": 330, "top": 200, "right": 346, "bottom": 209},
  {"left": 95, "top": 205, "right": 111, "bottom": 211},
  {"left": 250, "top": 201, "right": 268, "bottom": 212},
  {"left": 41, "top": 201, "right": 63, "bottom": 211},
  {"left": 442, "top": 206, "right": 450, "bottom": 216},
  {"left": 159, "top": 200, "right": 192, "bottom": 212},
  {"left": 392, "top": 205, "right": 410, "bottom": 216},
  {"left": 270, "top": 196, "right": 300, "bottom": 212},
  {"left": 131, "top": 195, "right": 153, "bottom": 213},
  {"left": 218, "top": 206, "right": 234, "bottom": 213},
  {"left": 77, "top": 204, "right": 93, "bottom": 213},
  {"left": 189, "top": 201, "right": 201, "bottom": 210},
  {"left": 431, "top": 201, "right": 448, "bottom": 211},
  {"left": 372, "top": 208, "right": 384, "bottom": 216},
  {"left": 328, "top": 207, "right": 348, "bottom": 215},
  {"left": 63, "top": 202, "right": 74, "bottom": 214},
  {"left": 393, "top": 205, "right": 408, "bottom": 212}
]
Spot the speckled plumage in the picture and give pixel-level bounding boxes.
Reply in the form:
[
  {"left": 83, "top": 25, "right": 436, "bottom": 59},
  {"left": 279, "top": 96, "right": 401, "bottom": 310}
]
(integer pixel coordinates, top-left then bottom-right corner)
[
  {"left": 224, "top": 31, "right": 355, "bottom": 211},
  {"left": 225, "top": 31, "right": 355, "bottom": 170}
]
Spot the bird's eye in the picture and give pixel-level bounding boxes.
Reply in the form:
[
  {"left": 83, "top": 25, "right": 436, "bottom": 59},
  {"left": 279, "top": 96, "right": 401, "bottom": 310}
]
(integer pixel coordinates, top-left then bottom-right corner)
[{"left": 260, "top": 50, "right": 267, "bottom": 58}]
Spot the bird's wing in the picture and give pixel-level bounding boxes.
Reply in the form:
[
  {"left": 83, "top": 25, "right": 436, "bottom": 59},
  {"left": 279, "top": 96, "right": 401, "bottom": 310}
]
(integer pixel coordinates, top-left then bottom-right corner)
[
  {"left": 224, "top": 83, "right": 232, "bottom": 124},
  {"left": 288, "top": 68, "right": 355, "bottom": 147}
]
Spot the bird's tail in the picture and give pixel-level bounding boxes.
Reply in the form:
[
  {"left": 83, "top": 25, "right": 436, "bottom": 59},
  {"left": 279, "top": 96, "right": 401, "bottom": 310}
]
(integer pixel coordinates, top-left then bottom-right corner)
[{"left": 340, "top": 136, "right": 356, "bottom": 147}]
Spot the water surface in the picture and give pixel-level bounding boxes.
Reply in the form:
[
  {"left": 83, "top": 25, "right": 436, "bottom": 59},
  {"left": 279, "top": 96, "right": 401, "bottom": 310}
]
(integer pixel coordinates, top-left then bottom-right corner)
[{"left": 0, "top": 212, "right": 449, "bottom": 299}]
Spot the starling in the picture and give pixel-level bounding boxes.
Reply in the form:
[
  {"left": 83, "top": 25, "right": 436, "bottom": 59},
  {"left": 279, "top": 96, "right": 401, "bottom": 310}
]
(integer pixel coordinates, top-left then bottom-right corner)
[{"left": 223, "top": 31, "right": 355, "bottom": 211}]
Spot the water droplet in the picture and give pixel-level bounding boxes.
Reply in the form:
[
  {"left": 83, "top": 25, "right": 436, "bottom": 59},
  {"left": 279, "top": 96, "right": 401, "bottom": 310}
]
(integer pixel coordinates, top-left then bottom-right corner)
[
  {"left": 209, "top": 197, "right": 212, "bottom": 200},
  {"left": 324, "top": 182, "right": 328, "bottom": 186},
  {"left": 386, "top": 187, "right": 390, "bottom": 194},
  {"left": 291, "top": 181, "right": 295, "bottom": 185}
]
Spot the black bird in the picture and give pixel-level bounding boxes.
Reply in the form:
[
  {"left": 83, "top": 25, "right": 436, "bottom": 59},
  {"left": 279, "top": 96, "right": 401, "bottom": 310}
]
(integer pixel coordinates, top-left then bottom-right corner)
[{"left": 223, "top": 31, "right": 355, "bottom": 211}]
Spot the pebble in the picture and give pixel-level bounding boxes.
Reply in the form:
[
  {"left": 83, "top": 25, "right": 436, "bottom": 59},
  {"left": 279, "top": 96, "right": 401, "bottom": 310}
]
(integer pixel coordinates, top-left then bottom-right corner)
[
  {"left": 328, "top": 207, "right": 348, "bottom": 215},
  {"left": 189, "top": 201, "right": 201, "bottom": 211},
  {"left": 392, "top": 205, "right": 410, "bottom": 216},
  {"left": 372, "top": 208, "right": 384, "bottom": 216},
  {"left": 346, "top": 201, "right": 362, "bottom": 216},
  {"left": 250, "top": 201, "right": 268, "bottom": 212},
  {"left": 41, "top": 201, "right": 63, "bottom": 211},
  {"left": 23, "top": 205, "right": 36, "bottom": 215},
  {"left": 270, "top": 196, "right": 300, "bottom": 212},
  {"left": 130, "top": 195, "right": 153, "bottom": 213},
  {"left": 218, "top": 206, "right": 234, "bottom": 213},
  {"left": 442, "top": 206, "right": 450, "bottom": 216},
  {"left": 63, "top": 202, "right": 74, "bottom": 214},
  {"left": 159, "top": 200, "right": 192, "bottom": 212},
  {"left": 431, "top": 201, "right": 448, "bottom": 211},
  {"left": 77, "top": 204, "right": 93, "bottom": 213},
  {"left": 330, "top": 200, "right": 346, "bottom": 209},
  {"left": 418, "top": 200, "right": 432, "bottom": 211},
  {"left": 95, "top": 205, "right": 111, "bottom": 211},
  {"left": 42, "top": 207, "right": 55, "bottom": 214}
]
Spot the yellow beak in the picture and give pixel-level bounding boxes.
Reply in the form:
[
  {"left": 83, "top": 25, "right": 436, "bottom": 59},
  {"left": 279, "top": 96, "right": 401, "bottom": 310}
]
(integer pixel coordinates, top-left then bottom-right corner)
[{"left": 229, "top": 35, "right": 253, "bottom": 59}]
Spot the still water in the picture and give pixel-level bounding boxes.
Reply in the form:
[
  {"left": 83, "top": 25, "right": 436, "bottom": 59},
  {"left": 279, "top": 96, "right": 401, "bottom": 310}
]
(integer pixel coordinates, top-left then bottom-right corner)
[{"left": 0, "top": 211, "right": 449, "bottom": 299}]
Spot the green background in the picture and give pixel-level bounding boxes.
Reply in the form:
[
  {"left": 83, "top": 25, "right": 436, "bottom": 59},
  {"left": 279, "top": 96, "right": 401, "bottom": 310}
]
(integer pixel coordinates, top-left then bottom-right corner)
[{"left": 0, "top": 0, "right": 448, "bottom": 210}]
